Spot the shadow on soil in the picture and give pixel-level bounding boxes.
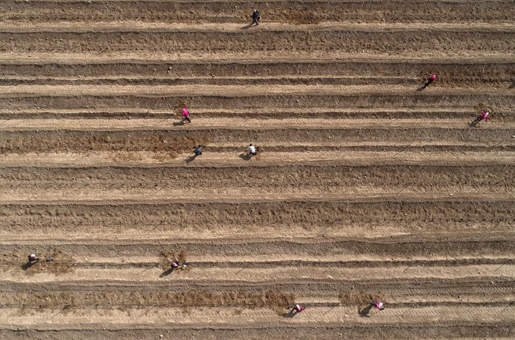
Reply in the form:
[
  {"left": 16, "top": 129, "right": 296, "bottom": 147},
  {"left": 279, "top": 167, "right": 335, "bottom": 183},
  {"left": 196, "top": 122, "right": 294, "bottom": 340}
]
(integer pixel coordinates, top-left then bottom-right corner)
[
  {"left": 282, "top": 309, "right": 299, "bottom": 318},
  {"left": 359, "top": 304, "right": 374, "bottom": 317},
  {"left": 159, "top": 268, "right": 174, "bottom": 278},
  {"left": 21, "top": 261, "right": 37, "bottom": 271},
  {"left": 186, "top": 154, "right": 198, "bottom": 164},
  {"left": 239, "top": 153, "right": 252, "bottom": 161}
]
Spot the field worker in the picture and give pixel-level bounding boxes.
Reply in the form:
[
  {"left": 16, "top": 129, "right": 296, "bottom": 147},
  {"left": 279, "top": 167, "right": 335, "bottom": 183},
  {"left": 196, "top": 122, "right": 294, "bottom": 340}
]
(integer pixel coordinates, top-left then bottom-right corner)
[
  {"left": 194, "top": 145, "right": 202, "bottom": 156},
  {"left": 171, "top": 261, "right": 179, "bottom": 271},
  {"left": 252, "top": 9, "right": 260, "bottom": 26},
  {"left": 246, "top": 143, "right": 257, "bottom": 157},
  {"left": 290, "top": 304, "right": 306, "bottom": 314},
  {"left": 372, "top": 300, "right": 385, "bottom": 311},
  {"left": 28, "top": 254, "right": 39, "bottom": 263},
  {"left": 294, "top": 304, "right": 306, "bottom": 313},
  {"left": 182, "top": 107, "right": 191, "bottom": 123},
  {"left": 422, "top": 74, "right": 437, "bottom": 89},
  {"left": 471, "top": 110, "right": 490, "bottom": 126}
]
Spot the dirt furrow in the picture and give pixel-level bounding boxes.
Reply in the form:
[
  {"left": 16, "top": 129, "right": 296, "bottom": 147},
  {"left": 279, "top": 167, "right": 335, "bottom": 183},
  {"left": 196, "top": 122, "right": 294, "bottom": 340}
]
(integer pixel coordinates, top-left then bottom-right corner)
[
  {"left": 0, "top": 164, "right": 511, "bottom": 192},
  {"left": 1, "top": 277, "right": 512, "bottom": 295},
  {"left": 1, "top": 92, "right": 514, "bottom": 112},
  {"left": 2, "top": 84, "right": 513, "bottom": 95},
  {"left": 1, "top": 118, "right": 514, "bottom": 131},
  {"left": 1, "top": 190, "right": 514, "bottom": 204},
  {"left": 0, "top": 30, "right": 513, "bottom": 57},
  {"left": 5, "top": 22, "right": 515, "bottom": 32},
  {"left": 0, "top": 128, "right": 513, "bottom": 154},
  {"left": 1, "top": 278, "right": 514, "bottom": 305},
  {"left": 0, "top": 199, "right": 512, "bottom": 238},
  {"left": 1, "top": 0, "right": 513, "bottom": 24},
  {"left": 0, "top": 108, "right": 509, "bottom": 121},
  {"left": 0, "top": 141, "right": 512, "bottom": 153},
  {"left": 0, "top": 109, "right": 486, "bottom": 123},
  {"left": 1, "top": 183, "right": 511, "bottom": 200},
  {"left": 0, "top": 60, "right": 512, "bottom": 88},
  {"left": 2, "top": 236, "right": 515, "bottom": 258},
  {"left": 1, "top": 265, "right": 514, "bottom": 285},
  {"left": 3, "top": 256, "right": 514, "bottom": 272},
  {"left": 1, "top": 279, "right": 513, "bottom": 304},
  {"left": 0, "top": 75, "right": 421, "bottom": 87},
  {"left": 1, "top": 151, "right": 513, "bottom": 169},
  {"left": 1, "top": 322, "right": 513, "bottom": 340}
]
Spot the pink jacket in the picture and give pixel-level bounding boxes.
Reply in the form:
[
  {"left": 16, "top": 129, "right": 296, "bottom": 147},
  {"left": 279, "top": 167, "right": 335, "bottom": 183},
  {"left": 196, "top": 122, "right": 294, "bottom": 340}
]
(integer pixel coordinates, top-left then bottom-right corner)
[
  {"left": 481, "top": 111, "right": 489, "bottom": 122},
  {"left": 430, "top": 74, "right": 437, "bottom": 80},
  {"left": 182, "top": 108, "right": 189, "bottom": 117},
  {"left": 295, "top": 304, "right": 305, "bottom": 312}
]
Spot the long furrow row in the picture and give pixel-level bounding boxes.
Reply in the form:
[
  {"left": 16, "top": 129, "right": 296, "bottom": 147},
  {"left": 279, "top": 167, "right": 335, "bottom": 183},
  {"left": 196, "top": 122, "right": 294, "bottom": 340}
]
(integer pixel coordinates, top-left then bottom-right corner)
[
  {"left": 2, "top": 0, "right": 514, "bottom": 24},
  {"left": 0, "top": 60, "right": 513, "bottom": 89},
  {"left": 0, "top": 25, "right": 515, "bottom": 60}
]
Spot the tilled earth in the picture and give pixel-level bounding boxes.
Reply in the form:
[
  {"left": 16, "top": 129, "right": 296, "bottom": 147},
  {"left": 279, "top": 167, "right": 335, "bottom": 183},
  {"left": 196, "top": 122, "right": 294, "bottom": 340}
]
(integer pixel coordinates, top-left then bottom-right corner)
[{"left": 0, "top": 1, "right": 514, "bottom": 339}]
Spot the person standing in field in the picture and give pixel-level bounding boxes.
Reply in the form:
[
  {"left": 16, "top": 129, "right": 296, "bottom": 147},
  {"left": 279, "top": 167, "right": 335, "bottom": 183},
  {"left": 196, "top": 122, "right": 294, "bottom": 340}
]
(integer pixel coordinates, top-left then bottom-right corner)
[
  {"left": 193, "top": 145, "right": 202, "bottom": 156},
  {"left": 246, "top": 143, "right": 257, "bottom": 157},
  {"left": 470, "top": 110, "right": 490, "bottom": 126},
  {"left": 288, "top": 304, "right": 306, "bottom": 315},
  {"left": 27, "top": 253, "right": 39, "bottom": 264},
  {"left": 372, "top": 300, "right": 385, "bottom": 311},
  {"left": 252, "top": 9, "right": 260, "bottom": 26},
  {"left": 182, "top": 107, "right": 191, "bottom": 123},
  {"left": 421, "top": 74, "right": 437, "bottom": 89}
]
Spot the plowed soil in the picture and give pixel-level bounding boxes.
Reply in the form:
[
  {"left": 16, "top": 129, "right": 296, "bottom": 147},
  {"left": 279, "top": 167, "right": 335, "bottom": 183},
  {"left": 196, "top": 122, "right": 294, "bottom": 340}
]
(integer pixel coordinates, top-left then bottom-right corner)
[{"left": 0, "top": 1, "right": 514, "bottom": 339}]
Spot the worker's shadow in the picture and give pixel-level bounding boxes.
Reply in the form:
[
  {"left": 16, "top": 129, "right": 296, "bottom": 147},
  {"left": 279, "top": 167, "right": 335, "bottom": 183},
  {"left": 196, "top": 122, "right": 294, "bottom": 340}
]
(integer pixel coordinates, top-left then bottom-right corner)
[
  {"left": 416, "top": 84, "right": 428, "bottom": 92},
  {"left": 186, "top": 154, "right": 198, "bottom": 164},
  {"left": 159, "top": 268, "right": 174, "bottom": 278},
  {"left": 469, "top": 119, "right": 480, "bottom": 127},
  {"left": 282, "top": 309, "right": 299, "bottom": 318},
  {"left": 21, "top": 261, "right": 37, "bottom": 271},
  {"left": 240, "top": 22, "right": 254, "bottom": 30},
  {"left": 172, "top": 121, "right": 185, "bottom": 126},
  {"left": 358, "top": 304, "right": 374, "bottom": 317},
  {"left": 239, "top": 153, "right": 252, "bottom": 161}
]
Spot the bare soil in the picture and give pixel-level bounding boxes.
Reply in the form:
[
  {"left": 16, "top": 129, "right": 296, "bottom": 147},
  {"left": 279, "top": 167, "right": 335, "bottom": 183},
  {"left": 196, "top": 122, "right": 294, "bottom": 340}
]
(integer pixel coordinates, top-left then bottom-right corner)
[{"left": 0, "top": 1, "right": 514, "bottom": 339}]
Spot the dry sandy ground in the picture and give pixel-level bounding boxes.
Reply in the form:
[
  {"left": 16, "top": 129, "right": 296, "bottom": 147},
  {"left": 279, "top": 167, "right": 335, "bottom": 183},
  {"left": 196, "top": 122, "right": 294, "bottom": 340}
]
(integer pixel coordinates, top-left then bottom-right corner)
[{"left": 0, "top": 1, "right": 514, "bottom": 339}]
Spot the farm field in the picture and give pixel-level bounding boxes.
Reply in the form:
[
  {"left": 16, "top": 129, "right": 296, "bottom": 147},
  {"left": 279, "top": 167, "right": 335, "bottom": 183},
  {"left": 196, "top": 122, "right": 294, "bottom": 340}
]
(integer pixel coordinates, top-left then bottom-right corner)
[{"left": 0, "top": 1, "right": 514, "bottom": 339}]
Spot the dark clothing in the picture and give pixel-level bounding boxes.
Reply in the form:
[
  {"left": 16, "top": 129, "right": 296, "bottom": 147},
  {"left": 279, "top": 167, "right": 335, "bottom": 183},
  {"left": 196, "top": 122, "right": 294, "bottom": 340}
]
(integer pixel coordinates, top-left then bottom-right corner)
[
  {"left": 194, "top": 147, "right": 202, "bottom": 156},
  {"left": 422, "top": 78, "right": 434, "bottom": 89},
  {"left": 472, "top": 116, "right": 483, "bottom": 125},
  {"left": 252, "top": 11, "right": 260, "bottom": 25},
  {"left": 183, "top": 116, "right": 191, "bottom": 123}
]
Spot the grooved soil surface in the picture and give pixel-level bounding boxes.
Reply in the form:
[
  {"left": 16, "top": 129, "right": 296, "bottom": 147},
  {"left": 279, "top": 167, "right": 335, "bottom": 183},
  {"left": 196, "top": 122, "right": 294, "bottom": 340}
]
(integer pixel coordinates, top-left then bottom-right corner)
[{"left": 0, "top": 1, "right": 514, "bottom": 339}]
